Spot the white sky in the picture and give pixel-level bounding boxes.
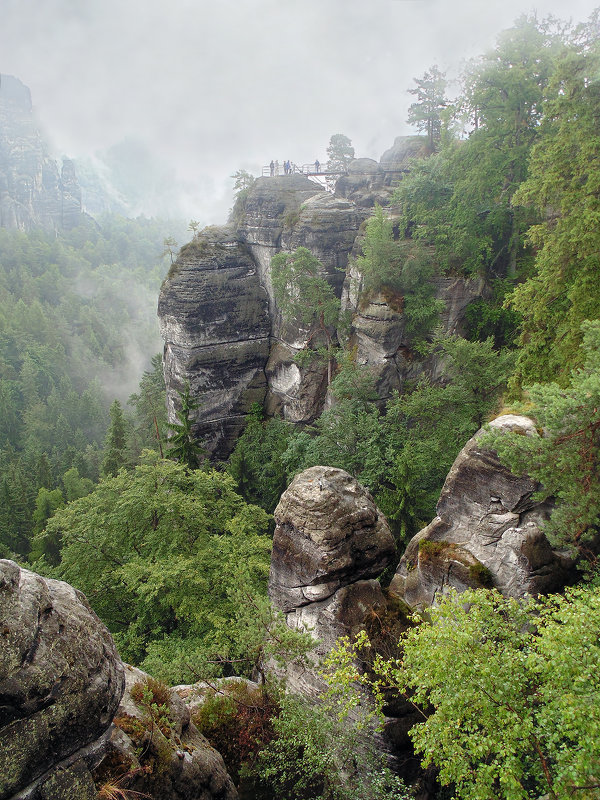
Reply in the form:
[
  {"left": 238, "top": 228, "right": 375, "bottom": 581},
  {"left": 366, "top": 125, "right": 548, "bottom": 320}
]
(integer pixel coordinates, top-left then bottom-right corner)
[{"left": 2, "top": 0, "right": 599, "bottom": 223}]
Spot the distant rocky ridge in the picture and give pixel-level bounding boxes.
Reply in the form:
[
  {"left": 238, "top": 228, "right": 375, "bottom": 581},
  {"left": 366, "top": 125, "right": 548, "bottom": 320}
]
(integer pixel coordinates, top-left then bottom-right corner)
[
  {"left": 158, "top": 140, "right": 485, "bottom": 458},
  {"left": 0, "top": 75, "right": 82, "bottom": 232}
]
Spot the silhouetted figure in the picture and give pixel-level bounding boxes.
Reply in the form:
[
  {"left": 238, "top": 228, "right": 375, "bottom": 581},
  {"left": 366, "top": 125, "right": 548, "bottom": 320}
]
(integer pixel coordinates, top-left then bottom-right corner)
[
  {"left": 315, "top": 159, "right": 320, "bottom": 173},
  {"left": 270, "top": 160, "right": 274, "bottom": 177},
  {"left": 275, "top": 160, "right": 280, "bottom": 176}
]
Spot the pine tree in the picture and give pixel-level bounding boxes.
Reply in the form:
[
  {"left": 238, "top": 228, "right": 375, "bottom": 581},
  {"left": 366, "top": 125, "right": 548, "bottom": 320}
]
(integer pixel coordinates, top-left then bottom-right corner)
[
  {"left": 101, "top": 399, "right": 128, "bottom": 477},
  {"left": 406, "top": 65, "right": 447, "bottom": 151}
]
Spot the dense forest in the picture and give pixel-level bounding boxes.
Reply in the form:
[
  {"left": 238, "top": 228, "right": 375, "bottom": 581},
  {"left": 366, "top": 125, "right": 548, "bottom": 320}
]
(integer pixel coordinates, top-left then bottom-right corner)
[{"left": 4, "top": 11, "right": 600, "bottom": 800}]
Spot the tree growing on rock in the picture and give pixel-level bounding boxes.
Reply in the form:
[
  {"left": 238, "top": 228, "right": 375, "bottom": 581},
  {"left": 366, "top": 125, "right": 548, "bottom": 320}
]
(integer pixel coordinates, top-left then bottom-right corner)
[
  {"left": 271, "top": 247, "right": 341, "bottom": 385},
  {"left": 326, "top": 134, "right": 355, "bottom": 172},
  {"left": 406, "top": 65, "right": 447, "bottom": 152}
]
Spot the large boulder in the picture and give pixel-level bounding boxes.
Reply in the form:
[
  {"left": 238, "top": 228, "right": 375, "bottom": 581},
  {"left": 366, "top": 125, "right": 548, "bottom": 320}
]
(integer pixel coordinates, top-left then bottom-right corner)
[
  {"left": 93, "top": 665, "right": 237, "bottom": 800},
  {"left": 268, "top": 465, "right": 396, "bottom": 613},
  {"left": 390, "top": 415, "right": 577, "bottom": 608},
  {"left": 0, "top": 559, "right": 125, "bottom": 800}
]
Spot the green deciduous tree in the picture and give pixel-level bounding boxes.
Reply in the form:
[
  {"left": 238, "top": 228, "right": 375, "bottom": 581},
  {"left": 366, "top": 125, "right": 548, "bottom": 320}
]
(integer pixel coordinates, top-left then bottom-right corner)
[
  {"left": 326, "top": 134, "right": 355, "bottom": 172},
  {"left": 38, "top": 454, "right": 274, "bottom": 682},
  {"left": 329, "top": 586, "right": 600, "bottom": 800},
  {"left": 271, "top": 247, "right": 341, "bottom": 384},
  {"left": 509, "top": 16, "right": 600, "bottom": 387}
]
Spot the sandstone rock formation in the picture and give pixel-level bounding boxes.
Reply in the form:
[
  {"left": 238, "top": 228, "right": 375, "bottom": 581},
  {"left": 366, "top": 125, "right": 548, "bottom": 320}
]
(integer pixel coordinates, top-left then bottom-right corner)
[
  {"left": 267, "top": 466, "right": 425, "bottom": 786},
  {"left": 0, "top": 559, "right": 125, "bottom": 800},
  {"left": 269, "top": 465, "right": 395, "bottom": 613},
  {"left": 93, "top": 665, "right": 237, "bottom": 800},
  {"left": 389, "top": 415, "right": 577, "bottom": 609},
  {"left": 0, "top": 75, "right": 82, "bottom": 231},
  {"left": 158, "top": 226, "right": 271, "bottom": 459}
]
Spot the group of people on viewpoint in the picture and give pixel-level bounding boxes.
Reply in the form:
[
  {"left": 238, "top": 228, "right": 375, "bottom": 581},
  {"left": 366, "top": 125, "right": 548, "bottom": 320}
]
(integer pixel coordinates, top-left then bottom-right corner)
[
  {"left": 269, "top": 159, "right": 294, "bottom": 176},
  {"left": 269, "top": 159, "right": 320, "bottom": 176}
]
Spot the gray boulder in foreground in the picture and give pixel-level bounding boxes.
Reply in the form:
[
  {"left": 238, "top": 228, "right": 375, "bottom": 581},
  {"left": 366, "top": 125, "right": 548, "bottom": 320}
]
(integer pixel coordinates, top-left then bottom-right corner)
[
  {"left": 390, "top": 415, "right": 577, "bottom": 609},
  {"left": 0, "top": 559, "right": 125, "bottom": 800}
]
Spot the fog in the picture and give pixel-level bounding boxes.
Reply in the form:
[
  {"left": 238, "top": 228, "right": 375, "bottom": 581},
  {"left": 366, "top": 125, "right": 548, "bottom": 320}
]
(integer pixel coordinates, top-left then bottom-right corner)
[{"left": 3, "top": 0, "right": 599, "bottom": 223}]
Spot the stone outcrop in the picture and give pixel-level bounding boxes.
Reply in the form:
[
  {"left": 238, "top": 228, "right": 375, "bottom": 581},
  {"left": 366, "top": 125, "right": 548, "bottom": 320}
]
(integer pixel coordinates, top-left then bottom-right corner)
[
  {"left": 93, "top": 665, "right": 237, "bottom": 800},
  {"left": 158, "top": 137, "right": 489, "bottom": 458},
  {"left": 0, "top": 559, "right": 125, "bottom": 800},
  {"left": 267, "top": 467, "right": 426, "bottom": 787},
  {"left": 0, "top": 75, "right": 82, "bottom": 231},
  {"left": 158, "top": 226, "right": 271, "bottom": 459},
  {"left": 269, "top": 465, "right": 395, "bottom": 613},
  {"left": 390, "top": 415, "right": 577, "bottom": 609}
]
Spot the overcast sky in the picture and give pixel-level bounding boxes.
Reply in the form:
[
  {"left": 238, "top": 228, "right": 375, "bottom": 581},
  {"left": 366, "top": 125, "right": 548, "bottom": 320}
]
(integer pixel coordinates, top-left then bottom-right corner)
[{"left": 2, "top": 0, "right": 599, "bottom": 223}]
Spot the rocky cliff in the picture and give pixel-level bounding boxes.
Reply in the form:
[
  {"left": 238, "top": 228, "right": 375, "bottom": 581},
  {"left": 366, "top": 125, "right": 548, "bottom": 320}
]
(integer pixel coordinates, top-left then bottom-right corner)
[
  {"left": 159, "top": 140, "right": 487, "bottom": 457},
  {"left": 389, "top": 415, "right": 578, "bottom": 609},
  {"left": 0, "top": 75, "right": 82, "bottom": 232}
]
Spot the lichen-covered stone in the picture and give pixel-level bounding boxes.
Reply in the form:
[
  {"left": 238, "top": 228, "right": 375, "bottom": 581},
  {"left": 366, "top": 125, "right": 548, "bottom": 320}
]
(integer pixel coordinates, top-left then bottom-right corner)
[
  {"left": 390, "top": 415, "right": 577, "bottom": 608},
  {"left": 94, "top": 665, "right": 237, "bottom": 800},
  {"left": 159, "top": 225, "right": 271, "bottom": 459},
  {"left": 268, "top": 466, "right": 396, "bottom": 612},
  {"left": 0, "top": 559, "right": 125, "bottom": 799}
]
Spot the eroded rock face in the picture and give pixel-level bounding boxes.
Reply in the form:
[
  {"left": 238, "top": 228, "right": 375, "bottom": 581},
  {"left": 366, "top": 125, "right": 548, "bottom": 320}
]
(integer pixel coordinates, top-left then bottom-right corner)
[
  {"left": 0, "top": 559, "right": 125, "bottom": 800},
  {"left": 269, "top": 466, "right": 396, "bottom": 613},
  {"left": 94, "top": 665, "right": 237, "bottom": 800},
  {"left": 0, "top": 75, "right": 82, "bottom": 231},
  {"left": 158, "top": 226, "right": 271, "bottom": 459},
  {"left": 390, "top": 415, "right": 577, "bottom": 608}
]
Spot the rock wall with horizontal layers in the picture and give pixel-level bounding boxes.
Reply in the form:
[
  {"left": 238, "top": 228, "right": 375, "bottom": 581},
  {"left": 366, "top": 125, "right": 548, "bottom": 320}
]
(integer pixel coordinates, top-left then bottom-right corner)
[
  {"left": 0, "top": 75, "right": 82, "bottom": 231},
  {"left": 389, "top": 415, "right": 578, "bottom": 609},
  {"left": 158, "top": 137, "right": 488, "bottom": 458},
  {"left": 0, "top": 559, "right": 125, "bottom": 800},
  {"left": 158, "top": 227, "right": 271, "bottom": 459}
]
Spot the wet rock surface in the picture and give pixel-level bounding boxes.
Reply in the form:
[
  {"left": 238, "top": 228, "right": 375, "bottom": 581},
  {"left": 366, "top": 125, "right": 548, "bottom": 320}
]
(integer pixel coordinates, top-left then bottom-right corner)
[
  {"left": 268, "top": 466, "right": 396, "bottom": 613},
  {"left": 390, "top": 415, "right": 577, "bottom": 608},
  {"left": 0, "top": 559, "right": 125, "bottom": 800},
  {"left": 94, "top": 665, "right": 238, "bottom": 800}
]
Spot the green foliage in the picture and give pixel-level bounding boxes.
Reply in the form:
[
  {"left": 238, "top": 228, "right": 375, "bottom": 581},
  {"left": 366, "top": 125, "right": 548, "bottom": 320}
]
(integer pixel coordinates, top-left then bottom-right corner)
[
  {"left": 227, "top": 404, "right": 293, "bottom": 513},
  {"left": 249, "top": 694, "right": 410, "bottom": 800},
  {"left": 0, "top": 215, "right": 179, "bottom": 556},
  {"left": 38, "top": 455, "right": 274, "bottom": 682},
  {"left": 482, "top": 320, "right": 600, "bottom": 555},
  {"left": 166, "top": 383, "right": 205, "bottom": 469},
  {"left": 355, "top": 205, "right": 444, "bottom": 345},
  {"left": 406, "top": 65, "right": 448, "bottom": 151},
  {"left": 271, "top": 247, "right": 341, "bottom": 382},
  {"left": 193, "top": 681, "right": 279, "bottom": 786},
  {"left": 509, "top": 19, "right": 600, "bottom": 387},
  {"left": 366, "top": 586, "right": 600, "bottom": 800},
  {"left": 101, "top": 399, "right": 129, "bottom": 477},
  {"left": 326, "top": 134, "right": 355, "bottom": 172}
]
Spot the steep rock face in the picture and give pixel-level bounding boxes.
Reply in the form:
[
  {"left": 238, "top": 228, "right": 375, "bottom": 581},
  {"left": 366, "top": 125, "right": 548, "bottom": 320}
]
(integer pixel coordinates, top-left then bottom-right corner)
[
  {"left": 267, "top": 467, "right": 426, "bottom": 787},
  {"left": 0, "top": 559, "right": 125, "bottom": 800},
  {"left": 0, "top": 75, "right": 82, "bottom": 231},
  {"left": 267, "top": 465, "right": 396, "bottom": 699},
  {"left": 158, "top": 226, "right": 271, "bottom": 459},
  {"left": 269, "top": 465, "right": 396, "bottom": 613},
  {"left": 390, "top": 415, "right": 577, "bottom": 608},
  {"left": 159, "top": 139, "right": 488, "bottom": 458},
  {"left": 94, "top": 665, "right": 237, "bottom": 800}
]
